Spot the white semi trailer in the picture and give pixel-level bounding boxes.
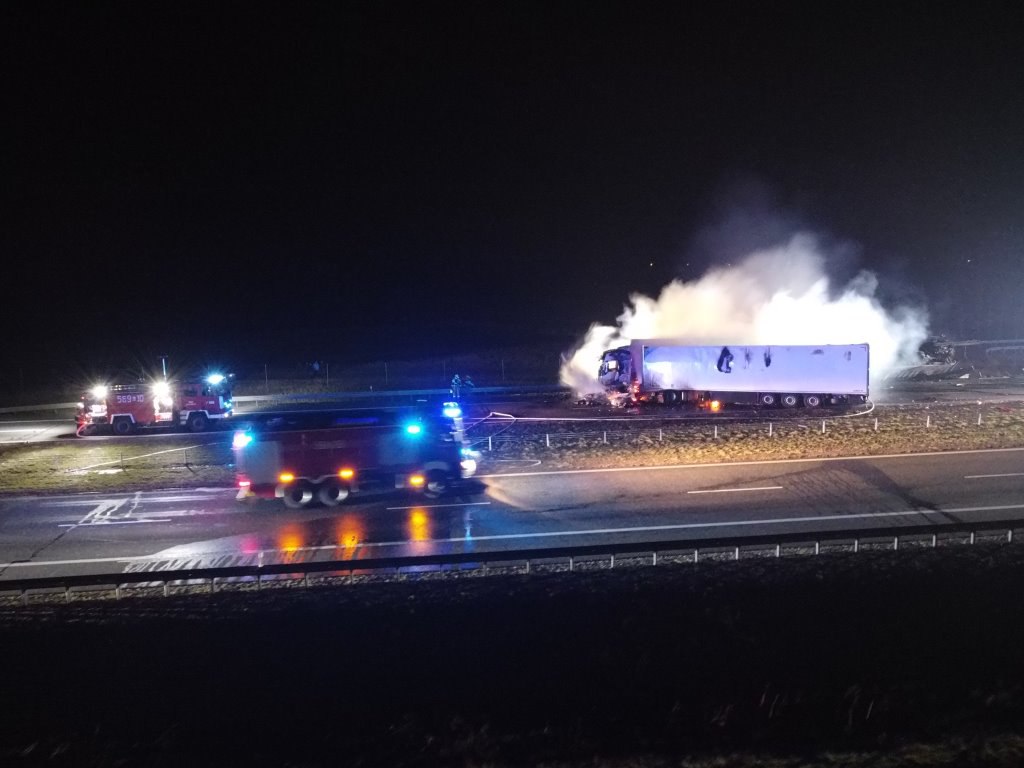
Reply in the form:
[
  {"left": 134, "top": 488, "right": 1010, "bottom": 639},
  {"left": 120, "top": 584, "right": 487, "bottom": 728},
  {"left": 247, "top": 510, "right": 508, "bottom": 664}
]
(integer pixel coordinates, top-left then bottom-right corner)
[{"left": 598, "top": 342, "right": 869, "bottom": 409}]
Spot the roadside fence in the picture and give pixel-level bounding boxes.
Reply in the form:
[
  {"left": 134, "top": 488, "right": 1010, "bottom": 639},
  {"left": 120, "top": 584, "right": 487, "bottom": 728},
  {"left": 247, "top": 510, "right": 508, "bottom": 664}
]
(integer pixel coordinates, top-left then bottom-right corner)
[{"left": 465, "top": 406, "right": 1024, "bottom": 453}]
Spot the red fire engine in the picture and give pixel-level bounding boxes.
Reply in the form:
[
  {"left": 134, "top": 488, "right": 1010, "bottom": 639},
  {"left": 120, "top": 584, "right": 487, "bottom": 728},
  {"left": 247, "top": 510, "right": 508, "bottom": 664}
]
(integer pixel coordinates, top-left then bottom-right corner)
[
  {"left": 76, "top": 374, "right": 234, "bottom": 435},
  {"left": 232, "top": 402, "right": 479, "bottom": 507}
]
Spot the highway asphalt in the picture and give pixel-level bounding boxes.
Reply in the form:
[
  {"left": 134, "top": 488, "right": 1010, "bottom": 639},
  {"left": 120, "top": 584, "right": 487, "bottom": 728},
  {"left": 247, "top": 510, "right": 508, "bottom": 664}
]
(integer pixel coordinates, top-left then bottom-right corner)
[{"left": 2, "top": 447, "right": 1023, "bottom": 581}]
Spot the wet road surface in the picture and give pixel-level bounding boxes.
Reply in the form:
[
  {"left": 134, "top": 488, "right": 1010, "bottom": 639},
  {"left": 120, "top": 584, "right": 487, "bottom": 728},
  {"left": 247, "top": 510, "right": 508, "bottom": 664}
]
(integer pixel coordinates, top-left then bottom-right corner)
[{"left": 2, "top": 447, "right": 1023, "bottom": 580}]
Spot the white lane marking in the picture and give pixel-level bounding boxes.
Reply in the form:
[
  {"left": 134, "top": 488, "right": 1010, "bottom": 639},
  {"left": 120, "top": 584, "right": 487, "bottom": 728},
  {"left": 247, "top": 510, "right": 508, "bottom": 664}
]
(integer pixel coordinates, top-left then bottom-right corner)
[
  {"left": 60, "top": 492, "right": 141, "bottom": 530},
  {"left": 422, "top": 502, "right": 1024, "bottom": 544},
  {"left": 505, "top": 416, "right": 734, "bottom": 422},
  {"left": 58, "top": 519, "right": 171, "bottom": 527},
  {"left": 479, "top": 446, "right": 1024, "bottom": 479},
  {"left": 3, "top": 501, "right": 1024, "bottom": 570},
  {"left": 687, "top": 486, "right": 783, "bottom": 494},
  {"left": 385, "top": 502, "right": 491, "bottom": 511},
  {"left": 0, "top": 488, "right": 235, "bottom": 504},
  {"left": 965, "top": 473, "right": 1024, "bottom": 479},
  {"left": 79, "top": 499, "right": 127, "bottom": 525},
  {"left": 0, "top": 428, "right": 37, "bottom": 433},
  {"left": 0, "top": 553, "right": 161, "bottom": 567},
  {"left": 51, "top": 493, "right": 224, "bottom": 507}
]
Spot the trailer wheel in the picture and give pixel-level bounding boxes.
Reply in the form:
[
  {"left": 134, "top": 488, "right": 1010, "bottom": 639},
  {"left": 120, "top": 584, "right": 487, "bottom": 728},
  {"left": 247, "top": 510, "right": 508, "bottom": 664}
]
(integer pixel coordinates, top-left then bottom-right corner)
[
  {"left": 782, "top": 394, "right": 800, "bottom": 408},
  {"left": 317, "top": 481, "right": 350, "bottom": 507},
  {"left": 281, "top": 481, "right": 314, "bottom": 509},
  {"left": 423, "top": 470, "right": 451, "bottom": 499},
  {"left": 758, "top": 393, "right": 777, "bottom": 407},
  {"left": 187, "top": 413, "right": 209, "bottom": 432},
  {"left": 112, "top": 418, "right": 134, "bottom": 436},
  {"left": 663, "top": 390, "right": 680, "bottom": 404},
  {"left": 805, "top": 394, "right": 822, "bottom": 408}
]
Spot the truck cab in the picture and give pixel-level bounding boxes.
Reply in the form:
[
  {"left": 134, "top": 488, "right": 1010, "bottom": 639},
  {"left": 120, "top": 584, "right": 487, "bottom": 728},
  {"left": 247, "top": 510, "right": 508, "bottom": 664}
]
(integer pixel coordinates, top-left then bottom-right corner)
[
  {"left": 598, "top": 347, "right": 633, "bottom": 391},
  {"left": 75, "top": 386, "right": 109, "bottom": 434},
  {"left": 176, "top": 375, "right": 233, "bottom": 432}
]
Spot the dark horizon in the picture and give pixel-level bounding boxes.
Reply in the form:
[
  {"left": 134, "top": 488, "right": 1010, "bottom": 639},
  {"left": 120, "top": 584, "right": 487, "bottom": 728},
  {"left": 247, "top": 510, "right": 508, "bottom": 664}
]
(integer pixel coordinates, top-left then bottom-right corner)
[{"left": 5, "top": 2, "right": 1024, "bottom": 385}]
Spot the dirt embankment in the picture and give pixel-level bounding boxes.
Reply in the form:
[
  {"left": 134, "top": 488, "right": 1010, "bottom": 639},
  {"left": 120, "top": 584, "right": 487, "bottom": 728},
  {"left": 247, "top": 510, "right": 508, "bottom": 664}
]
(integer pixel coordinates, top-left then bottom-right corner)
[{"left": 3, "top": 543, "right": 1024, "bottom": 766}]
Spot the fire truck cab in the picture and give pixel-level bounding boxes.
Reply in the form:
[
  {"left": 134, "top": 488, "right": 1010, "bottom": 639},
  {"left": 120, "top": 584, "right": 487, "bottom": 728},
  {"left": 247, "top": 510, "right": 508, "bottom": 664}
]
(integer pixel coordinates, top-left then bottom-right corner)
[{"left": 175, "top": 374, "right": 234, "bottom": 432}]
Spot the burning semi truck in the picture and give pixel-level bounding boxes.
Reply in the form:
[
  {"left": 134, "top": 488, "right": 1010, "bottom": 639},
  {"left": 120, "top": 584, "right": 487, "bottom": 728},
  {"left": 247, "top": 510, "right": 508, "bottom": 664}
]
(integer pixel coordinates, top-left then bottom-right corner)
[
  {"left": 76, "top": 374, "right": 234, "bottom": 435},
  {"left": 232, "top": 402, "right": 480, "bottom": 508},
  {"left": 598, "top": 342, "right": 869, "bottom": 409}
]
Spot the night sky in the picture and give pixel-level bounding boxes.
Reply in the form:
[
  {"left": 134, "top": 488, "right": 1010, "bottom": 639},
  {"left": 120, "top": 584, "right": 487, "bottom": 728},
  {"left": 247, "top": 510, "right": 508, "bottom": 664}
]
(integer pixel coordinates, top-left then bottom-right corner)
[{"left": 5, "top": 2, "right": 1024, "bottom": 382}]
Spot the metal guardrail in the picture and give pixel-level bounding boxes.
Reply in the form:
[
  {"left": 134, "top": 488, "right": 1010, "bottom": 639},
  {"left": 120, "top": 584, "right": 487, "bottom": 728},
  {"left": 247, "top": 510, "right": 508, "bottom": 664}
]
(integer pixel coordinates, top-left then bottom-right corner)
[
  {"left": 0, "top": 402, "right": 78, "bottom": 414},
  {"left": 2, "top": 518, "right": 1018, "bottom": 604},
  {"left": 0, "top": 385, "right": 569, "bottom": 415},
  {"left": 237, "top": 385, "right": 567, "bottom": 402}
]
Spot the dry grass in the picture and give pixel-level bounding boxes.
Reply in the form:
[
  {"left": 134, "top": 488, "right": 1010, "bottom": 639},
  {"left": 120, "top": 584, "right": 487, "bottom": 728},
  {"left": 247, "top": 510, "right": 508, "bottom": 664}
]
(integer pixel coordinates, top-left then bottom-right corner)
[
  {"left": 0, "top": 437, "right": 232, "bottom": 493},
  {"left": 481, "top": 402, "right": 1024, "bottom": 470},
  {"left": 534, "top": 733, "right": 1024, "bottom": 766}
]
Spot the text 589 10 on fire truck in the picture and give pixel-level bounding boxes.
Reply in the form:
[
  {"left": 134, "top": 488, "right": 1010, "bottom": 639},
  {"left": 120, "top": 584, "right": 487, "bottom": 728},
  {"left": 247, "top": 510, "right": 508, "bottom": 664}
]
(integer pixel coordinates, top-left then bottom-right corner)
[{"left": 76, "top": 374, "right": 234, "bottom": 435}]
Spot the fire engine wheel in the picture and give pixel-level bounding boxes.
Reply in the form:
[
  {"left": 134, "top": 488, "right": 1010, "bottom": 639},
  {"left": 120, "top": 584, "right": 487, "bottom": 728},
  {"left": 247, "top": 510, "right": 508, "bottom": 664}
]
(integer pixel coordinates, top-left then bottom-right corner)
[
  {"left": 805, "top": 394, "right": 823, "bottom": 408},
  {"left": 281, "top": 481, "right": 314, "bottom": 509},
  {"left": 187, "top": 413, "right": 209, "bottom": 432},
  {"left": 423, "top": 470, "right": 451, "bottom": 499},
  {"left": 782, "top": 394, "right": 800, "bottom": 408},
  {"left": 317, "top": 481, "right": 350, "bottom": 507},
  {"left": 112, "top": 418, "right": 134, "bottom": 436},
  {"left": 758, "top": 393, "right": 777, "bottom": 407}
]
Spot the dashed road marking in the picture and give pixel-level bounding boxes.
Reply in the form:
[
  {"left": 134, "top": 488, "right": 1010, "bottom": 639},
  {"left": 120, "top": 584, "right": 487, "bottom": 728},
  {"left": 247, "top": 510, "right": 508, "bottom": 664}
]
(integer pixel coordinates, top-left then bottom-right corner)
[
  {"left": 58, "top": 519, "right": 171, "bottom": 527},
  {"left": 4, "top": 501, "right": 1024, "bottom": 570},
  {"left": 687, "top": 486, "right": 783, "bottom": 494},
  {"left": 479, "top": 446, "right": 1024, "bottom": 479},
  {"left": 385, "top": 502, "right": 491, "bottom": 511}
]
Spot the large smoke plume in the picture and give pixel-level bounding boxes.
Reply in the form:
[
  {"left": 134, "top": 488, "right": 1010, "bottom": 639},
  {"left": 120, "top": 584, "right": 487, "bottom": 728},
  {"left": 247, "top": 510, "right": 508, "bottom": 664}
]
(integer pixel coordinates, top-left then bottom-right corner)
[{"left": 560, "top": 233, "right": 928, "bottom": 394}]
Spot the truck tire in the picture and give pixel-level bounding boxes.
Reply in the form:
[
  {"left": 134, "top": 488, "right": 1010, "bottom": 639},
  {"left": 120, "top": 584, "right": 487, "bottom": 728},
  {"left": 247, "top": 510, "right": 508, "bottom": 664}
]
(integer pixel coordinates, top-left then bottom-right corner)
[
  {"left": 782, "top": 394, "right": 800, "bottom": 408},
  {"left": 758, "top": 393, "right": 777, "bottom": 407},
  {"left": 317, "top": 481, "right": 350, "bottom": 507},
  {"left": 663, "top": 390, "right": 680, "bottom": 404},
  {"left": 187, "top": 413, "right": 209, "bottom": 433},
  {"left": 423, "top": 469, "right": 451, "bottom": 499},
  {"left": 112, "top": 418, "right": 134, "bottom": 436},
  {"left": 281, "top": 481, "right": 314, "bottom": 509},
  {"left": 805, "top": 394, "right": 822, "bottom": 408}
]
